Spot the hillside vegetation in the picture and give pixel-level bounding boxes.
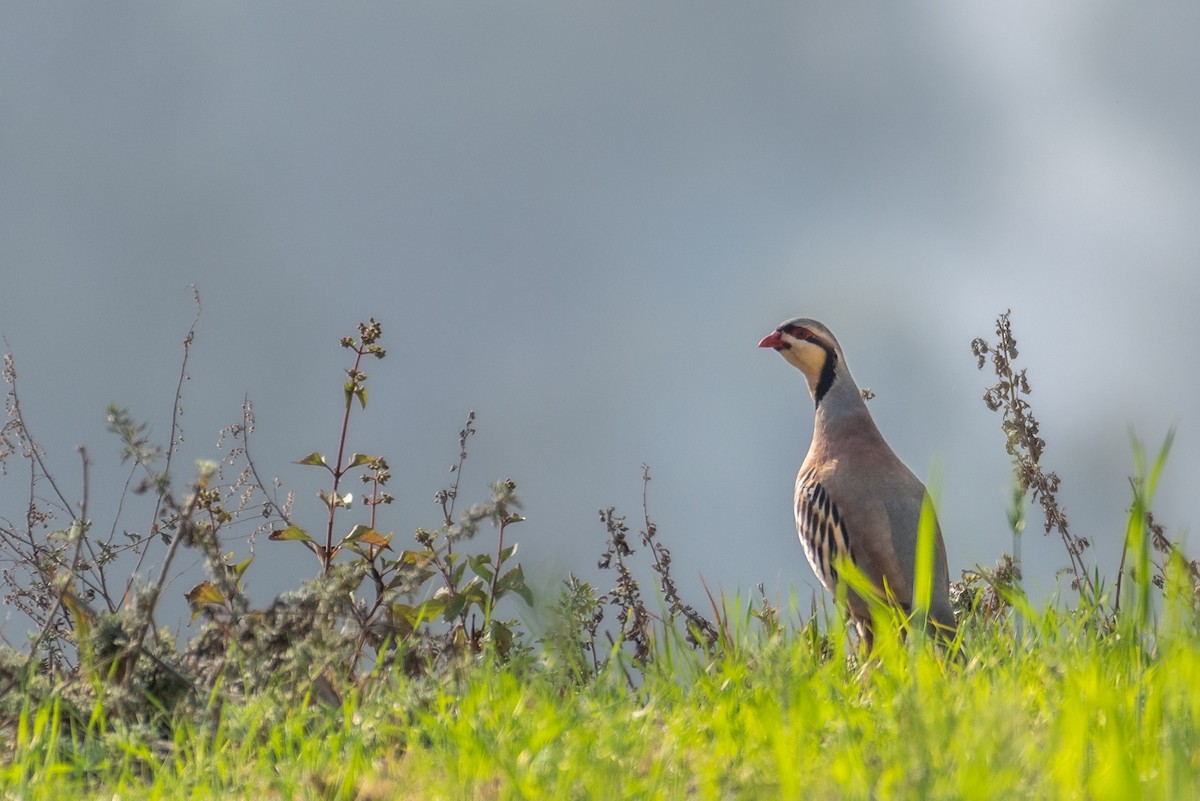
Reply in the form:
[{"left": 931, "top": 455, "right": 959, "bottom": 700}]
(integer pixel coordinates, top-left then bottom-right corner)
[{"left": 1, "top": 304, "right": 1196, "bottom": 799}]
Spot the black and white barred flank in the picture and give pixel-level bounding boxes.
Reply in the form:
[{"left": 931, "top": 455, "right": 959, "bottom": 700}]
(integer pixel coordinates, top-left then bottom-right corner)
[{"left": 794, "top": 467, "right": 855, "bottom": 593}]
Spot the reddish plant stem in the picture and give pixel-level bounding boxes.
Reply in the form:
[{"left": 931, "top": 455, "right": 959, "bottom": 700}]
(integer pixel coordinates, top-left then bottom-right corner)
[{"left": 323, "top": 345, "right": 366, "bottom": 576}]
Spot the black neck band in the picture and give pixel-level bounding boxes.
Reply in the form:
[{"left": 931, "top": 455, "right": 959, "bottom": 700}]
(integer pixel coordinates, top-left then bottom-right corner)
[{"left": 814, "top": 346, "right": 837, "bottom": 407}]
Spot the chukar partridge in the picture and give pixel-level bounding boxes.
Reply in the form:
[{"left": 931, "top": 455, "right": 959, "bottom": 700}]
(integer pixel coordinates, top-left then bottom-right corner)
[{"left": 758, "top": 317, "right": 956, "bottom": 646}]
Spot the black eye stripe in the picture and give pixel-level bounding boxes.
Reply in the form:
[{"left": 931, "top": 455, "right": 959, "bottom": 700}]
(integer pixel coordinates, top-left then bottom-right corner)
[{"left": 781, "top": 324, "right": 814, "bottom": 341}]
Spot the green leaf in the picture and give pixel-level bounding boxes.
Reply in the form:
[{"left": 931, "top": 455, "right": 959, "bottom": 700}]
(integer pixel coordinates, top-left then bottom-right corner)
[
  {"left": 392, "top": 596, "right": 447, "bottom": 634},
  {"left": 233, "top": 556, "right": 254, "bottom": 578},
  {"left": 388, "top": 603, "right": 418, "bottom": 636},
  {"left": 495, "top": 564, "right": 534, "bottom": 606},
  {"left": 185, "top": 581, "right": 225, "bottom": 623},
  {"left": 398, "top": 549, "right": 436, "bottom": 567},
  {"left": 355, "top": 387, "right": 367, "bottom": 409},
  {"left": 346, "top": 453, "right": 376, "bottom": 469},
  {"left": 268, "top": 525, "right": 314, "bottom": 543},
  {"left": 186, "top": 581, "right": 225, "bottom": 607},
  {"left": 499, "top": 543, "right": 519, "bottom": 563},
  {"left": 390, "top": 601, "right": 445, "bottom": 636},
  {"left": 442, "top": 590, "right": 470, "bottom": 620},
  {"left": 488, "top": 619, "right": 514, "bottom": 655},
  {"left": 344, "top": 524, "right": 391, "bottom": 550},
  {"left": 387, "top": 549, "right": 436, "bottom": 588},
  {"left": 295, "top": 452, "right": 328, "bottom": 468},
  {"left": 464, "top": 581, "right": 489, "bottom": 608},
  {"left": 468, "top": 553, "right": 494, "bottom": 582},
  {"left": 442, "top": 580, "right": 488, "bottom": 620},
  {"left": 418, "top": 595, "right": 447, "bottom": 618}
]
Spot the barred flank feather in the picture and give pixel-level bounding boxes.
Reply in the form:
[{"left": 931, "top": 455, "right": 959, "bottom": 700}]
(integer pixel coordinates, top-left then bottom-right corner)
[{"left": 795, "top": 468, "right": 854, "bottom": 594}]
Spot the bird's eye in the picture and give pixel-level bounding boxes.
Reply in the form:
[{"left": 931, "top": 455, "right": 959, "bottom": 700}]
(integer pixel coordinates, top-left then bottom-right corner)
[{"left": 786, "top": 325, "right": 812, "bottom": 340}]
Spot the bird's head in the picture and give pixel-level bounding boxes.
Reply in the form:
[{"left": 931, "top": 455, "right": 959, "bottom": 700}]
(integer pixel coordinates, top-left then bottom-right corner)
[{"left": 758, "top": 317, "right": 845, "bottom": 406}]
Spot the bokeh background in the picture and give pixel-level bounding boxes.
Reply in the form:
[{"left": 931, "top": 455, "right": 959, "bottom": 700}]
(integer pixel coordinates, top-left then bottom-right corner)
[{"left": 3, "top": 4, "right": 1197, "bottom": 634}]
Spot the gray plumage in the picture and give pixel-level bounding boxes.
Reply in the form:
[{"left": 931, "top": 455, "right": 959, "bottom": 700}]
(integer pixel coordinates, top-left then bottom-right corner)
[{"left": 759, "top": 317, "right": 956, "bottom": 646}]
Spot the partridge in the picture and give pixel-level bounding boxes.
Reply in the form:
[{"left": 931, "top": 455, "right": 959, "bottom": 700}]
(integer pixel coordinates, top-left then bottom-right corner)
[{"left": 758, "top": 317, "right": 956, "bottom": 646}]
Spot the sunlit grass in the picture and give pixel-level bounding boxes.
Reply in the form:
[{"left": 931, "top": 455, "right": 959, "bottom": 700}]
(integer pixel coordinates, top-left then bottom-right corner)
[
  {"left": 4, "top": 593, "right": 1200, "bottom": 801},
  {"left": 2, "top": 312, "right": 1196, "bottom": 799}
]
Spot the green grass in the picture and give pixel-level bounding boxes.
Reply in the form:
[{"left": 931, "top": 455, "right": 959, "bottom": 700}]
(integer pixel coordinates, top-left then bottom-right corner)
[
  {"left": 3, "top": 314, "right": 1195, "bottom": 799},
  {"left": 5, "top": 599, "right": 1199, "bottom": 801}
]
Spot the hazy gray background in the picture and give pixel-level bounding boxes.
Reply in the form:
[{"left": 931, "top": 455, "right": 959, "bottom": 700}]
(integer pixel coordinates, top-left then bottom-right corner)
[{"left": 3, "top": 4, "right": 1197, "bottom": 632}]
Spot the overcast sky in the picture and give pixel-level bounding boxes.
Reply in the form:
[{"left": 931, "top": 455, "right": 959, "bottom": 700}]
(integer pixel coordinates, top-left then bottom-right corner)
[{"left": 3, "top": 4, "right": 1198, "bottom": 633}]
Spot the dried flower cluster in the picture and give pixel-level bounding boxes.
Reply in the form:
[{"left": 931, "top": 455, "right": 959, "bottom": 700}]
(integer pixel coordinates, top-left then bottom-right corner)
[{"left": 971, "top": 309, "right": 1093, "bottom": 595}]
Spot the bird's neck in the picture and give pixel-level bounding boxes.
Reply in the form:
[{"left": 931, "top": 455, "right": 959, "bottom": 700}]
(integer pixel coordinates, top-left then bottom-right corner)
[{"left": 811, "top": 371, "right": 872, "bottom": 432}]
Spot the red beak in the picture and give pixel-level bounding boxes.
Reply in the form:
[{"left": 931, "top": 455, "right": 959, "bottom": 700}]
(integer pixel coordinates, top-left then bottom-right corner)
[{"left": 758, "top": 331, "right": 784, "bottom": 350}]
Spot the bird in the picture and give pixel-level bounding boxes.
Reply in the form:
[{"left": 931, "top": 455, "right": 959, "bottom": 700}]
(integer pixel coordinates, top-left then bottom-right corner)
[{"left": 758, "top": 317, "right": 956, "bottom": 648}]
